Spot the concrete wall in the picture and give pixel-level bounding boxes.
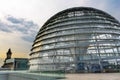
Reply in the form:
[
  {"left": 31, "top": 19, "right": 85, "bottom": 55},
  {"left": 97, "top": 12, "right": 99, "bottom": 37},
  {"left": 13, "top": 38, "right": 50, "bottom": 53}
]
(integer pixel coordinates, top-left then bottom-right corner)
[
  {"left": 8, "top": 73, "right": 57, "bottom": 80},
  {"left": 0, "top": 71, "right": 62, "bottom": 80},
  {"left": 0, "top": 73, "right": 8, "bottom": 80}
]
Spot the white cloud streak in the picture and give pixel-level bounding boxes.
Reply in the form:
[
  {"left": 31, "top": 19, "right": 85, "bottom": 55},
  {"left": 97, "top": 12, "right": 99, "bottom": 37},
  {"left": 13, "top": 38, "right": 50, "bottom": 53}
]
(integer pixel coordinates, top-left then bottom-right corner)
[{"left": 0, "top": 0, "right": 119, "bottom": 27}]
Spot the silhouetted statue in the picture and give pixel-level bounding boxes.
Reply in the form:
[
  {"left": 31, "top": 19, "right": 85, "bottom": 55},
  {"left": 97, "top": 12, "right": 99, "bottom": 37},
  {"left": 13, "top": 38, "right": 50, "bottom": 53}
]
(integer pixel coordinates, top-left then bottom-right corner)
[
  {"left": 5, "top": 48, "right": 12, "bottom": 60},
  {"left": 2, "top": 48, "right": 12, "bottom": 68}
]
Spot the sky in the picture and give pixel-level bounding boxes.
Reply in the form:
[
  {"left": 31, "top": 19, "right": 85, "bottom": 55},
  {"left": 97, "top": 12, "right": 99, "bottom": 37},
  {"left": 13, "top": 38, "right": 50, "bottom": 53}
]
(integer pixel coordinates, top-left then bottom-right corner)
[{"left": 0, "top": 0, "right": 120, "bottom": 66}]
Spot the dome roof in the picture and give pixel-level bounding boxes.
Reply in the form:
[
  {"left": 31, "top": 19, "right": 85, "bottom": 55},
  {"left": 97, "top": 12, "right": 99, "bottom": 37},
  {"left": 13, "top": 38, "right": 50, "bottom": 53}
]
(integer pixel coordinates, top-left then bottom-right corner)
[
  {"left": 42, "top": 7, "right": 119, "bottom": 28},
  {"left": 29, "top": 7, "right": 120, "bottom": 72}
]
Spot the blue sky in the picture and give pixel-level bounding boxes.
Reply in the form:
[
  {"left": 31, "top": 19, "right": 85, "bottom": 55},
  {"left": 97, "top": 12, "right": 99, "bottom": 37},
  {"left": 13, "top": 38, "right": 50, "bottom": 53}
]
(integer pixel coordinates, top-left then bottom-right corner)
[{"left": 0, "top": 0, "right": 120, "bottom": 66}]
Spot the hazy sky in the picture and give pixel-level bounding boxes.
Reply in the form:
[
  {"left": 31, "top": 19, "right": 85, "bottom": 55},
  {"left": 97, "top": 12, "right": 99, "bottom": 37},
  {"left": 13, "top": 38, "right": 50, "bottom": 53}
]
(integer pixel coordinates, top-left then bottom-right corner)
[{"left": 0, "top": 0, "right": 120, "bottom": 66}]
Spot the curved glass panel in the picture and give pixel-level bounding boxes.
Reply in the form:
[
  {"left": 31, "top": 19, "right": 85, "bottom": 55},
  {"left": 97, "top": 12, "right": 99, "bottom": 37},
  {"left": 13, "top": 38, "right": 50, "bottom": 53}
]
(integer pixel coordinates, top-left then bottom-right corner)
[{"left": 29, "top": 7, "right": 120, "bottom": 73}]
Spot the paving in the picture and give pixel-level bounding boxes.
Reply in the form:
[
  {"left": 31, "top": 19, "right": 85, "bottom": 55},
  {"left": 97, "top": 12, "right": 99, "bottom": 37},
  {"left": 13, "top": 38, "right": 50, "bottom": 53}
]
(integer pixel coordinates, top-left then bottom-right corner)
[{"left": 63, "top": 73, "right": 120, "bottom": 80}]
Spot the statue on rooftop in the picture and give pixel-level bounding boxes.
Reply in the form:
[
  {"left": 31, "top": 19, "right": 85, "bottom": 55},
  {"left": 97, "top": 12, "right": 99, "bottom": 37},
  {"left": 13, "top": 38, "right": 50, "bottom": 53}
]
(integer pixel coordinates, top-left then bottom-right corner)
[{"left": 2, "top": 48, "right": 12, "bottom": 68}]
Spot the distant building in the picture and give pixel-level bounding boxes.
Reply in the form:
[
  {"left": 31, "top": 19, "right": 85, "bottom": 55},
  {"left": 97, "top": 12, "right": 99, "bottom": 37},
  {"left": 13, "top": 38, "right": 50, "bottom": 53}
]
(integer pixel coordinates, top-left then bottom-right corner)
[
  {"left": 2, "top": 49, "right": 29, "bottom": 70},
  {"left": 4, "top": 58, "right": 29, "bottom": 70}
]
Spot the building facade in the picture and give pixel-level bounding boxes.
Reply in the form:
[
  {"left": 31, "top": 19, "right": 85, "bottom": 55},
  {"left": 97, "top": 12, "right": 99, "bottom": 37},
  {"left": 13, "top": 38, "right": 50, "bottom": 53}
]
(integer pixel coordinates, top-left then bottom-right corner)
[
  {"left": 29, "top": 7, "right": 120, "bottom": 72},
  {"left": 2, "top": 49, "right": 29, "bottom": 70},
  {"left": 4, "top": 58, "right": 29, "bottom": 70}
]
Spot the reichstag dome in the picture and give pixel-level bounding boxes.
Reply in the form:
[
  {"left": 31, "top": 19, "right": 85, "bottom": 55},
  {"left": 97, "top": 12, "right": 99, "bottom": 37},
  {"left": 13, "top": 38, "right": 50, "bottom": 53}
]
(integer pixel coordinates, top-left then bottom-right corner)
[{"left": 29, "top": 7, "right": 120, "bottom": 72}]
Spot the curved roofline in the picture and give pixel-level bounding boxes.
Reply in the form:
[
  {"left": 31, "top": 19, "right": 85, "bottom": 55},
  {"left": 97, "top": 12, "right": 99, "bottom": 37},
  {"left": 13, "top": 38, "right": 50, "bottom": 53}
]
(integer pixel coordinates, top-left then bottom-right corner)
[{"left": 41, "top": 7, "right": 119, "bottom": 28}]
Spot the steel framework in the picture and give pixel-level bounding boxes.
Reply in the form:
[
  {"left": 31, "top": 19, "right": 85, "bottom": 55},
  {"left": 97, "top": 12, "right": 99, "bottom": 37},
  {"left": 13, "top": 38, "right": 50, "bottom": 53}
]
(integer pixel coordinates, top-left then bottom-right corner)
[{"left": 29, "top": 7, "right": 120, "bottom": 72}]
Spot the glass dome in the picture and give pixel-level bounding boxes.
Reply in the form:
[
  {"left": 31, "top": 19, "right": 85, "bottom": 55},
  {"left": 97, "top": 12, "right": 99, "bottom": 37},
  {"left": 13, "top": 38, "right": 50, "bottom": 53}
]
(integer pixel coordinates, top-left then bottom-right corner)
[{"left": 29, "top": 7, "right": 120, "bottom": 72}]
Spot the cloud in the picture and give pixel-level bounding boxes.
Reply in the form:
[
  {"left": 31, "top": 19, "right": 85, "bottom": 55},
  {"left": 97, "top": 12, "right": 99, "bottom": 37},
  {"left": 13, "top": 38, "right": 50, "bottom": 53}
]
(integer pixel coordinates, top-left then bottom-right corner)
[
  {"left": 0, "top": 16, "right": 39, "bottom": 42},
  {"left": 7, "top": 16, "right": 24, "bottom": 24},
  {"left": 0, "top": 31, "right": 32, "bottom": 59},
  {"left": 0, "top": 21, "right": 11, "bottom": 32},
  {"left": 0, "top": 15, "right": 39, "bottom": 63}
]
